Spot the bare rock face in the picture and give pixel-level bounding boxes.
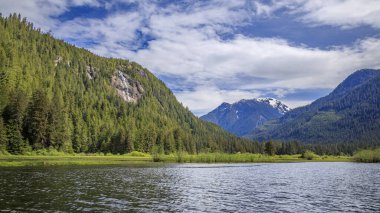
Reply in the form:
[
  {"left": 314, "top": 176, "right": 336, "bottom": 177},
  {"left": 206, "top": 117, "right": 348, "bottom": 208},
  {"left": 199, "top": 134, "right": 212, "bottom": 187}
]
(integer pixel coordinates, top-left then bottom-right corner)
[
  {"left": 137, "top": 69, "right": 146, "bottom": 77},
  {"left": 111, "top": 70, "right": 144, "bottom": 103},
  {"left": 54, "top": 56, "right": 63, "bottom": 66},
  {"left": 87, "top": 65, "right": 98, "bottom": 80}
]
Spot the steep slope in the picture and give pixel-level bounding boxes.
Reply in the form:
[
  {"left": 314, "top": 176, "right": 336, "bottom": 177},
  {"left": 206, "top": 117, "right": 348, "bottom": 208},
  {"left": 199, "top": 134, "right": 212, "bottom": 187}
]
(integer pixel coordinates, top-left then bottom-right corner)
[
  {"left": 0, "top": 14, "right": 258, "bottom": 154},
  {"left": 249, "top": 69, "right": 380, "bottom": 144},
  {"left": 201, "top": 98, "right": 290, "bottom": 136}
]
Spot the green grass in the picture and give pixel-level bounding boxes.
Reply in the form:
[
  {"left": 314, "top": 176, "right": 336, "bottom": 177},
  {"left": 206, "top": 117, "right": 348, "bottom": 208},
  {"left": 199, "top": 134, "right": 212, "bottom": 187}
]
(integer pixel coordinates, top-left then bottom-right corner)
[
  {"left": 0, "top": 150, "right": 354, "bottom": 167},
  {"left": 153, "top": 152, "right": 352, "bottom": 163},
  {"left": 0, "top": 151, "right": 152, "bottom": 167},
  {"left": 353, "top": 148, "right": 380, "bottom": 163}
]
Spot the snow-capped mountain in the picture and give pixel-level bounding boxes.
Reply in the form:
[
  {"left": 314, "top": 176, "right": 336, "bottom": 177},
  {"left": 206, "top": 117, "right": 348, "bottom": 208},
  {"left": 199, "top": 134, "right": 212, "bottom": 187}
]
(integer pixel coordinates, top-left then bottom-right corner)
[
  {"left": 200, "top": 98, "right": 291, "bottom": 136},
  {"left": 256, "top": 98, "right": 290, "bottom": 114}
]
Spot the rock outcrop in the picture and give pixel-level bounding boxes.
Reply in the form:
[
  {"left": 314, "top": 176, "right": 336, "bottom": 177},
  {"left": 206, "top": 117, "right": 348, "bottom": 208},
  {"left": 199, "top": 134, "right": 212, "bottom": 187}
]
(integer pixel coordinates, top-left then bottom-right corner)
[{"left": 111, "top": 70, "right": 144, "bottom": 103}]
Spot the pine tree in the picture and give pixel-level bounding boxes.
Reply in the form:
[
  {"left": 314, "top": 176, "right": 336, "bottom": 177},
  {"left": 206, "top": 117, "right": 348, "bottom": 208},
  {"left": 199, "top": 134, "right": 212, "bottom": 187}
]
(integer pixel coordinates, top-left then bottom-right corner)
[
  {"left": 47, "top": 91, "right": 70, "bottom": 150},
  {"left": 0, "top": 118, "right": 7, "bottom": 152},
  {"left": 25, "top": 90, "right": 49, "bottom": 149},
  {"left": 6, "top": 121, "right": 28, "bottom": 154},
  {"left": 265, "top": 141, "right": 276, "bottom": 156}
]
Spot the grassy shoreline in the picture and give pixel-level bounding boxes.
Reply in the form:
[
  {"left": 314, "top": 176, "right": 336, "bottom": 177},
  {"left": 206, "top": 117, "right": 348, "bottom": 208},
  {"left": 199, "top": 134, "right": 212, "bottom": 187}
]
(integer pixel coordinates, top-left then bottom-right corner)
[
  {"left": 0, "top": 155, "right": 152, "bottom": 167},
  {"left": 0, "top": 151, "right": 353, "bottom": 167},
  {"left": 353, "top": 148, "right": 380, "bottom": 163},
  {"left": 154, "top": 153, "right": 352, "bottom": 163}
]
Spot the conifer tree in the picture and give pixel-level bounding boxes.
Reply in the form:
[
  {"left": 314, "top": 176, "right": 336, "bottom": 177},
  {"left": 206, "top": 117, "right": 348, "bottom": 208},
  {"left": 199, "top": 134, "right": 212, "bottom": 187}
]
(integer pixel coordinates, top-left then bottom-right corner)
[{"left": 25, "top": 90, "right": 49, "bottom": 149}]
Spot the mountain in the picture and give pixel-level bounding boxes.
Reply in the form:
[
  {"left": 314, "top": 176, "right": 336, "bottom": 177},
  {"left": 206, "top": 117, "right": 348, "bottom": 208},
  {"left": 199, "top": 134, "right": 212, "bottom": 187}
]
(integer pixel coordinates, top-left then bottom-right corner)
[
  {"left": 249, "top": 69, "right": 380, "bottom": 145},
  {"left": 0, "top": 14, "right": 259, "bottom": 154},
  {"left": 200, "top": 98, "right": 290, "bottom": 136}
]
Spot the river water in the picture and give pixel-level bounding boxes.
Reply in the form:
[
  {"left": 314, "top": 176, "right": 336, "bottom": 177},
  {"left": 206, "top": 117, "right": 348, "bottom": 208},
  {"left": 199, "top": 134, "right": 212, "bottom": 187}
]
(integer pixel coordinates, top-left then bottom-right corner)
[{"left": 0, "top": 162, "right": 379, "bottom": 212}]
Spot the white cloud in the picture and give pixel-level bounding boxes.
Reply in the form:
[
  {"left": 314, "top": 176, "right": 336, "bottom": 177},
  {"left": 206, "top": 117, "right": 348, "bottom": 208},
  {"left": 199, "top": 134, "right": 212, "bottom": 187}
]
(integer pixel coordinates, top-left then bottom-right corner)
[
  {"left": 130, "top": 34, "right": 380, "bottom": 115},
  {"left": 0, "top": 0, "right": 67, "bottom": 30},
  {"left": 296, "top": 0, "right": 380, "bottom": 29},
  {"left": 0, "top": 0, "right": 102, "bottom": 30},
  {"left": 256, "top": 0, "right": 380, "bottom": 29},
  {"left": 55, "top": 12, "right": 143, "bottom": 50},
  {"left": 175, "top": 86, "right": 262, "bottom": 116}
]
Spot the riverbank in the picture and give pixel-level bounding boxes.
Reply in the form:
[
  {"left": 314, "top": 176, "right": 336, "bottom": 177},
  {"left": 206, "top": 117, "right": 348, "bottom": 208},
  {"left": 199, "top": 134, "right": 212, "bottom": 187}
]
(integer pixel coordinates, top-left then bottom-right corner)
[
  {"left": 154, "top": 153, "right": 352, "bottom": 163},
  {"left": 0, "top": 151, "right": 152, "bottom": 167},
  {"left": 0, "top": 151, "right": 353, "bottom": 167}
]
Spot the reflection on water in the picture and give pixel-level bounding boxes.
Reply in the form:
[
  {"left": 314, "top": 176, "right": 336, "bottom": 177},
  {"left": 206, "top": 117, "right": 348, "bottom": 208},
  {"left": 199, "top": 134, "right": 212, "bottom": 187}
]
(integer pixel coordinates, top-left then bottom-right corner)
[{"left": 0, "top": 162, "right": 379, "bottom": 212}]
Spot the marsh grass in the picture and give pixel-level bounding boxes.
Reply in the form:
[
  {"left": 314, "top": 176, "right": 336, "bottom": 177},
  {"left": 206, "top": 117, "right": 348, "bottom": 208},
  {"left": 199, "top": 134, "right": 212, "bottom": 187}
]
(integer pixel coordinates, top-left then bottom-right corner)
[
  {"left": 153, "top": 152, "right": 351, "bottom": 163},
  {"left": 0, "top": 150, "right": 152, "bottom": 167},
  {"left": 0, "top": 150, "right": 353, "bottom": 167},
  {"left": 353, "top": 148, "right": 380, "bottom": 163}
]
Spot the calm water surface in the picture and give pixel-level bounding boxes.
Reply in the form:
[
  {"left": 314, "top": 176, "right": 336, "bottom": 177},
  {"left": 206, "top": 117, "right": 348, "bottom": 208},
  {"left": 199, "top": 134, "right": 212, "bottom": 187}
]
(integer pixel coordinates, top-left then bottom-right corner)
[{"left": 0, "top": 162, "right": 379, "bottom": 212}]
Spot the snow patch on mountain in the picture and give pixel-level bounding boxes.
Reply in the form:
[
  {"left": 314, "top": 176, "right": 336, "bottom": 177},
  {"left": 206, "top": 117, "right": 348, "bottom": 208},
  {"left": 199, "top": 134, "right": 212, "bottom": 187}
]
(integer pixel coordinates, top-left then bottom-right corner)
[
  {"left": 257, "top": 97, "right": 291, "bottom": 114},
  {"left": 201, "top": 97, "right": 291, "bottom": 136}
]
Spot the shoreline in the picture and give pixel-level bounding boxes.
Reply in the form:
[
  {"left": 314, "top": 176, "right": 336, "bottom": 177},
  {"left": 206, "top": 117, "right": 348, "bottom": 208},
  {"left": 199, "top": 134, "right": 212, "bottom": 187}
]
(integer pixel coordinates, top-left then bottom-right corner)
[{"left": 0, "top": 154, "right": 353, "bottom": 167}]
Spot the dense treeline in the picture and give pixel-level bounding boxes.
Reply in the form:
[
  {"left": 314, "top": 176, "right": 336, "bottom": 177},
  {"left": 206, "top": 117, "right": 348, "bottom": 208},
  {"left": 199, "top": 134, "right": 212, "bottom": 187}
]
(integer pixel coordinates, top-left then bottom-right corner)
[
  {"left": 263, "top": 140, "right": 377, "bottom": 156},
  {"left": 0, "top": 14, "right": 264, "bottom": 155}
]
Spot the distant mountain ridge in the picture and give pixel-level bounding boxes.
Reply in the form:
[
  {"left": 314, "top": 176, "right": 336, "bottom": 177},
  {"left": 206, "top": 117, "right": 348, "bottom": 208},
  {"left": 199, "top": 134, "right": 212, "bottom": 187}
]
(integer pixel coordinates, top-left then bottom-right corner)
[
  {"left": 249, "top": 69, "right": 380, "bottom": 144},
  {"left": 200, "top": 98, "right": 290, "bottom": 136}
]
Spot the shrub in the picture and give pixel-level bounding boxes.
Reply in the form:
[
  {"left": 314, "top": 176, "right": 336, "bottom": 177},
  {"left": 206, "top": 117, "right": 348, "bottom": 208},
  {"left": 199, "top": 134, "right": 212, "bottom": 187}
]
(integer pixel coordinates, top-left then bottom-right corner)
[
  {"left": 127, "top": 151, "right": 149, "bottom": 157},
  {"left": 353, "top": 148, "right": 380, "bottom": 163},
  {"left": 301, "top": 150, "right": 319, "bottom": 160}
]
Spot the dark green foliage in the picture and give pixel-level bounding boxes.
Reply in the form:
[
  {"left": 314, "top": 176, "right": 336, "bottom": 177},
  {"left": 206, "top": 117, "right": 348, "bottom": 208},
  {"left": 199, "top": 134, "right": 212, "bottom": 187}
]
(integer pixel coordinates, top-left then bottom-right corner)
[
  {"left": 0, "top": 14, "right": 259, "bottom": 154},
  {"left": 47, "top": 91, "right": 71, "bottom": 151},
  {"left": 264, "top": 141, "right": 276, "bottom": 156},
  {"left": 6, "top": 121, "right": 30, "bottom": 154},
  {"left": 0, "top": 118, "right": 7, "bottom": 151},
  {"left": 24, "top": 90, "right": 49, "bottom": 149}
]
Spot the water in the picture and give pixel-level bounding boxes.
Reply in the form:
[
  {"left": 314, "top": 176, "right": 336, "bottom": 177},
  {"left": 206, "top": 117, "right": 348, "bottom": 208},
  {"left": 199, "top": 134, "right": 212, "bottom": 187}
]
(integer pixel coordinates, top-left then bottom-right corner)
[{"left": 0, "top": 162, "right": 379, "bottom": 212}]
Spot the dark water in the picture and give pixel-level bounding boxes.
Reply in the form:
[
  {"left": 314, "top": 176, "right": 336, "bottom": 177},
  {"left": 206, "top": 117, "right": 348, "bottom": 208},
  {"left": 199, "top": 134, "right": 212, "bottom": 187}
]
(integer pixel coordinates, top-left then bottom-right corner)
[{"left": 0, "top": 162, "right": 379, "bottom": 212}]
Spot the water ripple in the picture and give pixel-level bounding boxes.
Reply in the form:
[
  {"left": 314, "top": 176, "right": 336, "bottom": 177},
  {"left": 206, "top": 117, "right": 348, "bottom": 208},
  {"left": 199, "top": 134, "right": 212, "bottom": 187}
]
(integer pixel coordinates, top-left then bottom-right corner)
[{"left": 0, "top": 163, "right": 379, "bottom": 212}]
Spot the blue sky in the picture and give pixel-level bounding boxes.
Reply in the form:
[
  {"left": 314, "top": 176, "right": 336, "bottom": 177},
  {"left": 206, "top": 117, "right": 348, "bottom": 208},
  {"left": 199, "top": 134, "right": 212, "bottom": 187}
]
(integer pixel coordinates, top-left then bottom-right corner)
[{"left": 1, "top": 0, "right": 380, "bottom": 115}]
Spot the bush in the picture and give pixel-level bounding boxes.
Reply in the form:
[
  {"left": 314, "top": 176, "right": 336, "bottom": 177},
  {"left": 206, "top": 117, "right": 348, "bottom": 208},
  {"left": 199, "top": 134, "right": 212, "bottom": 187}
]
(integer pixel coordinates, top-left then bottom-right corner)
[
  {"left": 127, "top": 151, "right": 149, "bottom": 157},
  {"left": 0, "top": 149, "right": 11, "bottom": 156},
  {"left": 301, "top": 150, "right": 319, "bottom": 160},
  {"left": 353, "top": 148, "right": 380, "bottom": 163}
]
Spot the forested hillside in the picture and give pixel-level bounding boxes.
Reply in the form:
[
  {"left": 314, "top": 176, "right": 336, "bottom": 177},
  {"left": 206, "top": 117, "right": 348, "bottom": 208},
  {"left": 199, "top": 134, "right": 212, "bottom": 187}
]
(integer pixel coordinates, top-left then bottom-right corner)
[
  {"left": 249, "top": 69, "right": 380, "bottom": 147},
  {"left": 0, "top": 14, "right": 259, "bottom": 154}
]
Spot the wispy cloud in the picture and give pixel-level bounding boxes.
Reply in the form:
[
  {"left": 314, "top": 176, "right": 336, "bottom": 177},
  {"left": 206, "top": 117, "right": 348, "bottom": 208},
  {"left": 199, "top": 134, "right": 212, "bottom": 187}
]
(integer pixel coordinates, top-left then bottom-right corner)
[
  {"left": 295, "top": 0, "right": 380, "bottom": 29},
  {"left": 0, "top": 0, "right": 101, "bottom": 30}
]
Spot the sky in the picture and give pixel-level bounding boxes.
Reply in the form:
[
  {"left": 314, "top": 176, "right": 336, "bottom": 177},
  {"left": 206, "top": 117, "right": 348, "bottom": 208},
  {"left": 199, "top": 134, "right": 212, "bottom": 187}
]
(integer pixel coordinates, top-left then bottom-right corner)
[{"left": 1, "top": 0, "right": 380, "bottom": 116}]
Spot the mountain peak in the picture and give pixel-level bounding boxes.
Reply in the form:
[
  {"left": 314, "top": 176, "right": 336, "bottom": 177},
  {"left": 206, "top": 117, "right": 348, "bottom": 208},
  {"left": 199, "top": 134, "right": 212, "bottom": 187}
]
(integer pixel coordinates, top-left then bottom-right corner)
[
  {"left": 201, "top": 97, "right": 290, "bottom": 136},
  {"left": 232, "top": 97, "right": 291, "bottom": 115},
  {"left": 332, "top": 69, "right": 380, "bottom": 96},
  {"left": 257, "top": 97, "right": 290, "bottom": 114}
]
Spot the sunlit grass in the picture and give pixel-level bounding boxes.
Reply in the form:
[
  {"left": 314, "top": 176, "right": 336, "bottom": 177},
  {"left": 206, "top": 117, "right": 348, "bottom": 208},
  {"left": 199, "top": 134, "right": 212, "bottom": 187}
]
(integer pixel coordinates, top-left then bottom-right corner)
[
  {"left": 0, "top": 150, "right": 152, "bottom": 167},
  {"left": 353, "top": 148, "right": 380, "bottom": 163},
  {"left": 0, "top": 150, "right": 354, "bottom": 167},
  {"left": 154, "top": 152, "right": 352, "bottom": 163}
]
